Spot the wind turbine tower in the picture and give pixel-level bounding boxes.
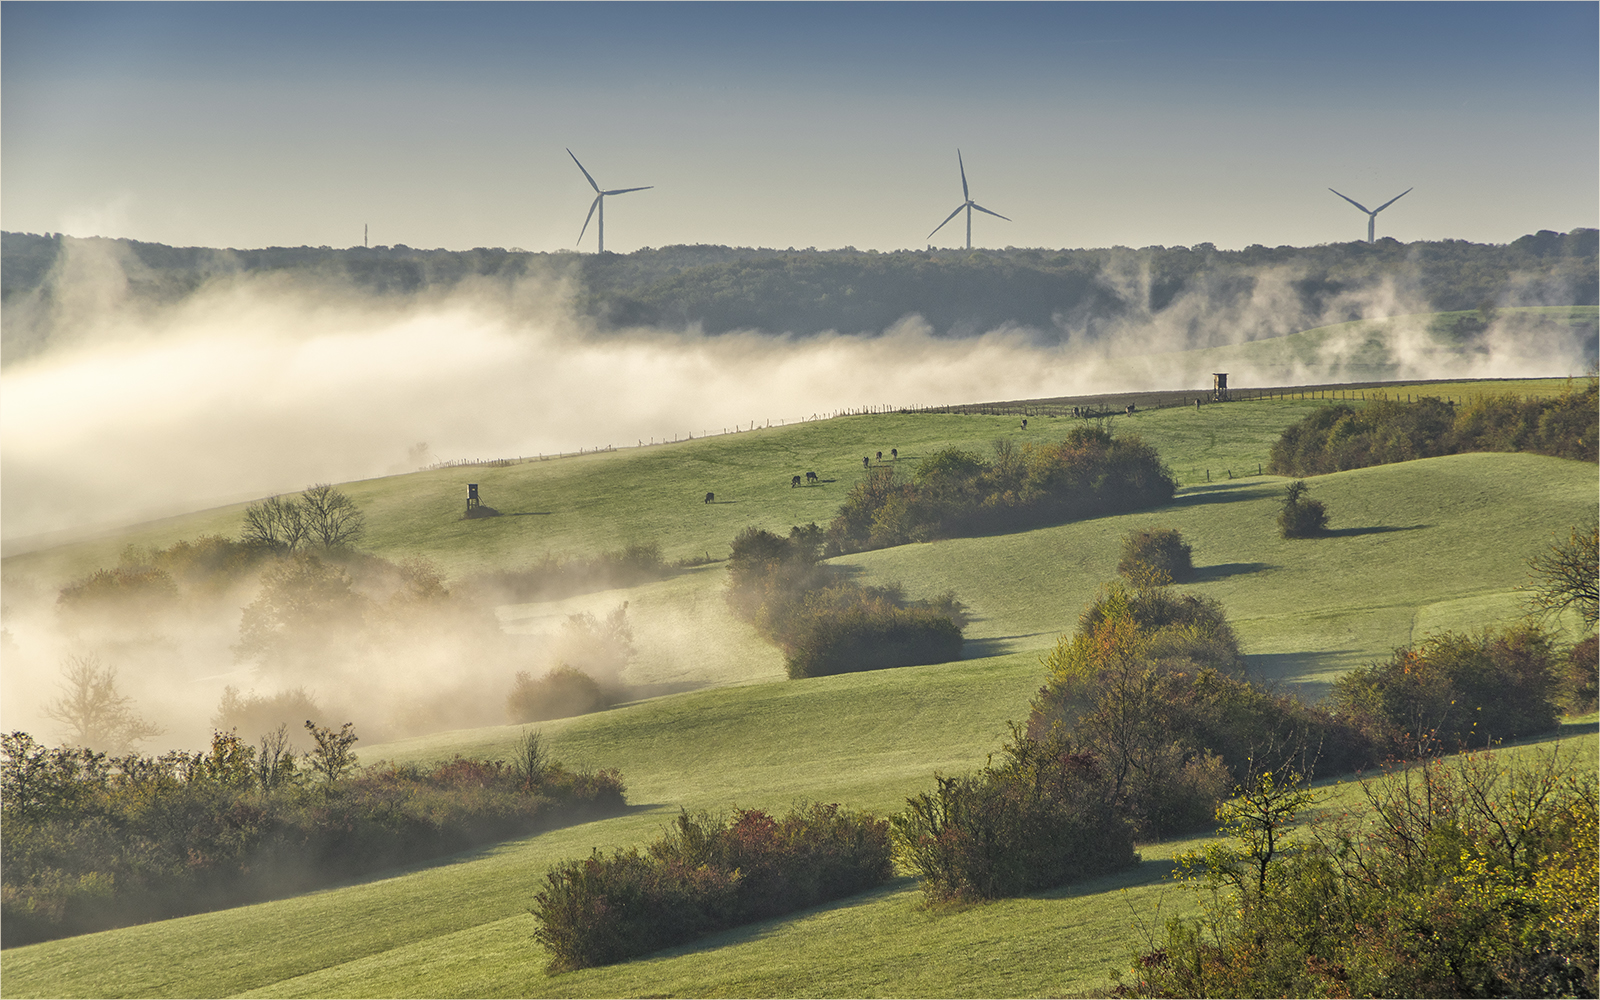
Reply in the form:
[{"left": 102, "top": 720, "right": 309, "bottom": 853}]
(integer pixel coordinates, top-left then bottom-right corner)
[
  {"left": 928, "top": 150, "right": 1010, "bottom": 250},
  {"left": 568, "top": 149, "right": 653, "bottom": 254},
  {"left": 1329, "top": 187, "right": 1412, "bottom": 243}
]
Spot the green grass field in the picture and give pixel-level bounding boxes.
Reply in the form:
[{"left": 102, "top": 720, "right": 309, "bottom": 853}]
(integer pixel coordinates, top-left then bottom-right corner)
[{"left": 2, "top": 368, "right": 1596, "bottom": 998}]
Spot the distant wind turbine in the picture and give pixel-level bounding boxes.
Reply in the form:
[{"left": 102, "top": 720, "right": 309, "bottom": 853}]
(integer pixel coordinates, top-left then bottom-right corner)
[
  {"left": 568, "top": 149, "right": 653, "bottom": 254},
  {"left": 1328, "top": 187, "right": 1412, "bottom": 243},
  {"left": 927, "top": 150, "right": 1010, "bottom": 250}
]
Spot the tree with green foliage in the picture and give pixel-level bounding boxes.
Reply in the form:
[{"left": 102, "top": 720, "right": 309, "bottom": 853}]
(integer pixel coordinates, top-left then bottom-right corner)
[{"left": 303, "top": 720, "right": 359, "bottom": 783}]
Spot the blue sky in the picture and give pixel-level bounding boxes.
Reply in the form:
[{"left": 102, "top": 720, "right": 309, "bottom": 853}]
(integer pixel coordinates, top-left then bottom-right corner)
[{"left": 3, "top": 2, "right": 1596, "bottom": 252}]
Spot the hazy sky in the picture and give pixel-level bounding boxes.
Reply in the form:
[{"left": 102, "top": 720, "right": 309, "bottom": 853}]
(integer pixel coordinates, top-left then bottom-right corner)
[{"left": 3, "top": 2, "right": 1596, "bottom": 253}]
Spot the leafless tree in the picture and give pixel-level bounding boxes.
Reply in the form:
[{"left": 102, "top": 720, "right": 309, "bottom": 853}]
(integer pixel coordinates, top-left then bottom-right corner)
[
  {"left": 1525, "top": 525, "right": 1599, "bottom": 628},
  {"left": 242, "top": 494, "right": 307, "bottom": 551},
  {"left": 299, "top": 483, "right": 365, "bottom": 548},
  {"left": 43, "top": 655, "right": 163, "bottom": 753}
]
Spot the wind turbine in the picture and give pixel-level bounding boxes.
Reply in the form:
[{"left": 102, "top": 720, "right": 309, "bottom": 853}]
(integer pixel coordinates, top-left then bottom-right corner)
[
  {"left": 927, "top": 150, "right": 1010, "bottom": 250},
  {"left": 1328, "top": 187, "right": 1412, "bottom": 243},
  {"left": 568, "top": 149, "right": 652, "bottom": 254}
]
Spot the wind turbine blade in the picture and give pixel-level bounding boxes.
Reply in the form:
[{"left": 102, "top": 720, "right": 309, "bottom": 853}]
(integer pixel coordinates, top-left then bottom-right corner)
[
  {"left": 603, "top": 186, "right": 654, "bottom": 196},
  {"left": 970, "top": 203, "right": 1010, "bottom": 222},
  {"left": 958, "top": 149, "right": 969, "bottom": 201},
  {"left": 568, "top": 149, "right": 601, "bottom": 193},
  {"left": 1373, "top": 187, "right": 1413, "bottom": 213},
  {"left": 1328, "top": 188, "right": 1372, "bottom": 214},
  {"left": 577, "top": 195, "right": 601, "bottom": 245},
  {"left": 927, "top": 204, "right": 965, "bottom": 240}
]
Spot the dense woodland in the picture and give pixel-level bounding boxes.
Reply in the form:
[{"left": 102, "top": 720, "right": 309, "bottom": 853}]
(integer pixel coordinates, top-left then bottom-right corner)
[{"left": 3, "top": 229, "right": 1595, "bottom": 359}]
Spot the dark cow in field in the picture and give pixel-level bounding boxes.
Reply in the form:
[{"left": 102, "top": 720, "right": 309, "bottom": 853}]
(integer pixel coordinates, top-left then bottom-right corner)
[
  {"left": 876, "top": 451, "right": 883, "bottom": 460},
  {"left": 1021, "top": 418, "right": 1028, "bottom": 429},
  {"left": 806, "top": 471, "right": 818, "bottom": 483},
  {"left": 704, "top": 492, "right": 715, "bottom": 504},
  {"left": 863, "top": 456, "right": 870, "bottom": 468},
  {"left": 791, "top": 475, "right": 802, "bottom": 488},
  {"left": 1126, "top": 403, "right": 1136, "bottom": 414},
  {"left": 890, "top": 448, "right": 898, "bottom": 460}
]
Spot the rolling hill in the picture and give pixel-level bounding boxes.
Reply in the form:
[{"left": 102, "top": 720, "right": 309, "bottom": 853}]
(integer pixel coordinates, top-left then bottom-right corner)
[{"left": 2, "top": 373, "right": 1594, "bottom": 997}]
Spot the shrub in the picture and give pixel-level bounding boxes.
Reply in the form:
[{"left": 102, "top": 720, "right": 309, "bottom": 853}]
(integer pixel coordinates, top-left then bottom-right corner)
[
  {"left": 1117, "top": 528, "right": 1194, "bottom": 588},
  {"left": 1276, "top": 479, "right": 1328, "bottom": 538},
  {"left": 506, "top": 665, "right": 615, "bottom": 722},
  {"left": 782, "top": 591, "right": 964, "bottom": 679},
  {"left": 1333, "top": 623, "right": 1561, "bottom": 759},
  {"left": 533, "top": 803, "right": 893, "bottom": 972},
  {"left": 1559, "top": 634, "right": 1599, "bottom": 713},
  {"left": 724, "top": 524, "right": 967, "bottom": 678},
  {"left": 892, "top": 726, "right": 1138, "bottom": 902}
]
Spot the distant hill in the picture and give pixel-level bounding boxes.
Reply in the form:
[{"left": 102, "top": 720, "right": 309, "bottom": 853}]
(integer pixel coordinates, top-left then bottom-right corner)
[{"left": 3, "top": 229, "right": 1595, "bottom": 360}]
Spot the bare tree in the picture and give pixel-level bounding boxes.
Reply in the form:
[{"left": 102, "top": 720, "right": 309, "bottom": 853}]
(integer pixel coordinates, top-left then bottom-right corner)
[
  {"left": 1525, "top": 526, "right": 1599, "bottom": 628},
  {"left": 242, "top": 494, "right": 307, "bottom": 551},
  {"left": 299, "top": 483, "right": 365, "bottom": 548},
  {"left": 43, "top": 655, "right": 163, "bottom": 753}
]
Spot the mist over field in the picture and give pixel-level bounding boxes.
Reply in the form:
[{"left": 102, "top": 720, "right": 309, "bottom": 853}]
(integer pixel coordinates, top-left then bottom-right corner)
[{"left": 4, "top": 235, "right": 1594, "bottom": 545}]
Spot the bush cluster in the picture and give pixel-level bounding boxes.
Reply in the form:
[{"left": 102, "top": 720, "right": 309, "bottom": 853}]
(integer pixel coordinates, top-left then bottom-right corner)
[
  {"left": 1131, "top": 748, "right": 1598, "bottom": 998},
  {"left": 1268, "top": 381, "right": 1598, "bottom": 476},
  {"left": 1028, "top": 583, "right": 1366, "bottom": 839},
  {"left": 532, "top": 803, "right": 893, "bottom": 972},
  {"left": 724, "top": 525, "right": 966, "bottom": 678},
  {"left": 827, "top": 426, "right": 1176, "bottom": 554},
  {"left": 0, "top": 728, "right": 625, "bottom": 946},
  {"left": 1332, "top": 623, "right": 1562, "bottom": 759},
  {"left": 892, "top": 726, "right": 1138, "bottom": 903}
]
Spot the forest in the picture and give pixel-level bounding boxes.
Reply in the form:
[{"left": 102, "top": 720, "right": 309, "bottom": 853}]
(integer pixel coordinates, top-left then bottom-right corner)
[{"left": 2, "top": 229, "right": 1595, "bottom": 360}]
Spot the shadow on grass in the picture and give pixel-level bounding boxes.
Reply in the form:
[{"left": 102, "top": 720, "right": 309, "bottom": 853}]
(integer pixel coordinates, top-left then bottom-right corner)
[
  {"left": 963, "top": 632, "right": 1057, "bottom": 658},
  {"left": 1190, "top": 561, "right": 1274, "bottom": 582},
  {"left": 1322, "top": 524, "right": 1430, "bottom": 538},
  {"left": 1247, "top": 649, "right": 1361, "bottom": 696},
  {"left": 507, "top": 511, "right": 554, "bottom": 517},
  {"left": 1166, "top": 481, "right": 1279, "bottom": 508}
]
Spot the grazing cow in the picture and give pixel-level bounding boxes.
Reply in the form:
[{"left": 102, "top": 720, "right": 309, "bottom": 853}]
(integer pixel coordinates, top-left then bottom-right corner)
[
  {"left": 791, "top": 475, "right": 802, "bottom": 488},
  {"left": 806, "top": 471, "right": 818, "bottom": 483},
  {"left": 891, "top": 448, "right": 898, "bottom": 460},
  {"left": 1126, "top": 403, "right": 1136, "bottom": 414},
  {"left": 704, "top": 492, "right": 715, "bottom": 504},
  {"left": 876, "top": 451, "right": 883, "bottom": 460},
  {"left": 1021, "top": 418, "right": 1028, "bottom": 429},
  {"left": 863, "top": 456, "right": 870, "bottom": 468}
]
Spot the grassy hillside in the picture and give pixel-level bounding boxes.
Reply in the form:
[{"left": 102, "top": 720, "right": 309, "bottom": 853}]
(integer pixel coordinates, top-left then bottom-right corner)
[
  {"left": 6, "top": 375, "right": 1583, "bottom": 587},
  {"left": 4, "top": 435, "right": 1594, "bottom": 997}
]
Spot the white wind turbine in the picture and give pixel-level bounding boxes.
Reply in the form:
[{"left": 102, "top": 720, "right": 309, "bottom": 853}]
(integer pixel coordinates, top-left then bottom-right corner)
[
  {"left": 568, "top": 149, "right": 653, "bottom": 254},
  {"left": 927, "top": 149, "right": 1010, "bottom": 250},
  {"left": 1328, "top": 187, "right": 1412, "bottom": 243}
]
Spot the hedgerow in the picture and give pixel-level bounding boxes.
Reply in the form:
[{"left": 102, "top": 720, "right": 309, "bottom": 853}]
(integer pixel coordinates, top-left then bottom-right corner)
[
  {"left": 827, "top": 426, "right": 1177, "bottom": 554},
  {"left": 0, "top": 728, "right": 625, "bottom": 946},
  {"left": 724, "top": 524, "right": 967, "bottom": 678},
  {"left": 1268, "top": 380, "right": 1598, "bottom": 476},
  {"left": 532, "top": 803, "right": 893, "bottom": 972}
]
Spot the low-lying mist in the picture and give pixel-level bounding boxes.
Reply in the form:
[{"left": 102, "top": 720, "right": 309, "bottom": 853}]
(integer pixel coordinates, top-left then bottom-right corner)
[
  {"left": 1, "top": 235, "right": 1592, "bottom": 752},
  {"left": 6, "top": 236, "right": 1593, "bottom": 546}
]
